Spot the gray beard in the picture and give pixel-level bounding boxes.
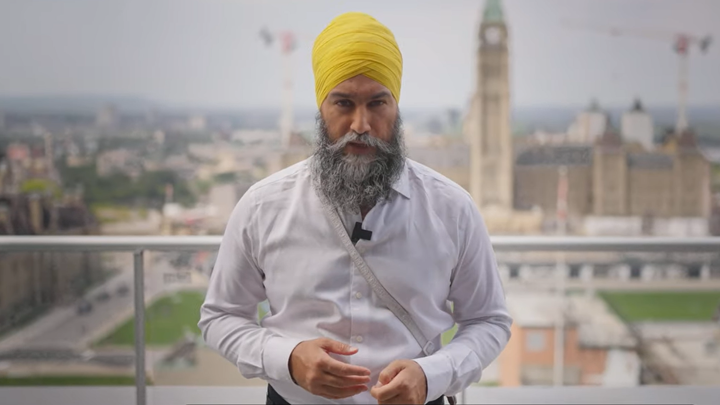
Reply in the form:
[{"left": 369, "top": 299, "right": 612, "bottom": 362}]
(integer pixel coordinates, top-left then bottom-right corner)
[{"left": 310, "top": 113, "right": 407, "bottom": 213}]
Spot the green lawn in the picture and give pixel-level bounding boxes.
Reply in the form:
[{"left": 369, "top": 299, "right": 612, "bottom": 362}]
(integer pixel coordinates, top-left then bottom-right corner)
[
  {"left": 96, "top": 291, "right": 204, "bottom": 347},
  {"left": 600, "top": 291, "right": 720, "bottom": 322},
  {"left": 96, "top": 291, "right": 461, "bottom": 348},
  {"left": 0, "top": 375, "right": 150, "bottom": 386}
]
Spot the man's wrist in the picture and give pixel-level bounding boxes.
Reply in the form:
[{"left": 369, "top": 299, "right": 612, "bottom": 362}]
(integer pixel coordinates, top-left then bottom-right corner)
[
  {"left": 263, "top": 336, "right": 304, "bottom": 383},
  {"left": 423, "top": 367, "right": 429, "bottom": 402},
  {"left": 287, "top": 341, "right": 304, "bottom": 385},
  {"left": 413, "top": 353, "right": 452, "bottom": 402}
]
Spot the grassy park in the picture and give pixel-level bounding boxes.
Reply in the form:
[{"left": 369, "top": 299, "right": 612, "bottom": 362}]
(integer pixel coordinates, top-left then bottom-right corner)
[
  {"left": 96, "top": 291, "right": 204, "bottom": 347},
  {"left": 96, "top": 289, "right": 720, "bottom": 349},
  {"left": 97, "top": 289, "right": 462, "bottom": 348},
  {"left": 0, "top": 375, "right": 150, "bottom": 386},
  {"left": 599, "top": 291, "right": 720, "bottom": 322}
]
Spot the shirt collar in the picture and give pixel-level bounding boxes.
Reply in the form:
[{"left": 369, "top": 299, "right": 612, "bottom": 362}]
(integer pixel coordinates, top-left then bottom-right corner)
[{"left": 391, "top": 161, "right": 411, "bottom": 199}]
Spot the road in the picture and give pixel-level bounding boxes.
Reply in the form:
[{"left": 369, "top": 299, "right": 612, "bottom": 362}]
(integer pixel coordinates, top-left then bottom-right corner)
[
  {"left": 504, "top": 278, "right": 720, "bottom": 292},
  {"left": 3, "top": 253, "right": 715, "bottom": 351},
  {"left": 0, "top": 252, "right": 206, "bottom": 352}
]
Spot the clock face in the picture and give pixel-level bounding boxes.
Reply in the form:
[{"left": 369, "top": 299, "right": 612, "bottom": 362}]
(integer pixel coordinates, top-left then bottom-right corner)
[{"left": 484, "top": 26, "right": 502, "bottom": 45}]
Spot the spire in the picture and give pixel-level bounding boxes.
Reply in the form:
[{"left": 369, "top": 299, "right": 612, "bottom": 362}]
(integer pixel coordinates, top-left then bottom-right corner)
[
  {"left": 631, "top": 98, "right": 644, "bottom": 112},
  {"left": 483, "top": 0, "right": 504, "bottom": 23},
  {"left": 586, "top": 98, "right": 601, "bottom": 112}
]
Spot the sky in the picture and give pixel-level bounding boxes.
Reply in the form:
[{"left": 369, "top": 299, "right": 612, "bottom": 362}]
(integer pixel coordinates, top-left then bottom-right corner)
[{"left": 0, "top": 0, "right": 719, "bottom": 111}]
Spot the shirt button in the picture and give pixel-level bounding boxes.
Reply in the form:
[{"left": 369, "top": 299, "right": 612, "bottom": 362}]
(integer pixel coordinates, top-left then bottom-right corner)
[
  {"left": 355, "top": 336, "right": 363, "bottom": 343},
  {"left": 355, "top": 292, "right": 362, "bottom": 299}
]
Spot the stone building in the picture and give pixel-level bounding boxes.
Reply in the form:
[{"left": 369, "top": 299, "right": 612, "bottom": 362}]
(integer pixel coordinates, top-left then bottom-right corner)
[
  {"left": 514, "top": 129, "right": 710, "bottom": 223},
  {"left": 0, "top": 192, "right": 102, "bottom": 333},
  {"left": 261, "top": 0, "right": 711, "bottom": 235},
  {"left": 499, "top": 292, "right": 639, "bottom": 387},
  {"left": 465, "top": 0, "right": 514, "bottom": 210}
]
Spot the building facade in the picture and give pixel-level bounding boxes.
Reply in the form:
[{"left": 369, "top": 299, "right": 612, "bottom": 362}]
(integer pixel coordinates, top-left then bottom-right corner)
[
  {"left": 621, "top": 99, "right": 654, "bottom": 151},
  {"left": 498, "top": 293, "right": 639, "bottom": 387},
  {"left": 465, "top": 0, "right": 514, "bottom": 210},
  {"left": 514, "top": 130, "right": 710, "bottom": 227},
  {"left": 0, "top": 139, "right": 103, "bottom": 333},
  {"left": 0, "top": 193, "right": 102, "bottom": 333}
]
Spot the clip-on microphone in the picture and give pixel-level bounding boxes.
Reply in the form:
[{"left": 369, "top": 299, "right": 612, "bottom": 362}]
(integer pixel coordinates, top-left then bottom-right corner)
[{"left": 350, "top": 222, "right": 372, "bottom": 244}]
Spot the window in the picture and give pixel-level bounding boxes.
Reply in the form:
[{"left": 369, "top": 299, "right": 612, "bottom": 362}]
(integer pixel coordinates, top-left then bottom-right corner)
[{"left": 526, "top": 331, "right": 546, "bottom": 352}]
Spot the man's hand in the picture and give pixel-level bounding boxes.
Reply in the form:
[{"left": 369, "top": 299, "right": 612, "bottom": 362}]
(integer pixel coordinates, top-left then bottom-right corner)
[
  {"left": 289, "top": 338, "right": 371, "bottom": 399},
  {"left": 370, "top": 359, "right": 427, "bottom": 405}
]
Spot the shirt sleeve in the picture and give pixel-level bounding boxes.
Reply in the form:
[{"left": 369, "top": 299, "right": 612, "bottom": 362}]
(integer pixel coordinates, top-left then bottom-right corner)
[
  {"left": 414, "top": 198, "right": 513, "bottom": 400},
  {"left": 198, "top": 190, "right": 303, "bottom": 383}
]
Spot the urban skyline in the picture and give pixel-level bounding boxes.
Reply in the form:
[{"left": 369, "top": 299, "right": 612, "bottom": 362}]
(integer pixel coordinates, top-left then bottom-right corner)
[{"left": 0, "top": 0, "right": 718, "bottom": 110}]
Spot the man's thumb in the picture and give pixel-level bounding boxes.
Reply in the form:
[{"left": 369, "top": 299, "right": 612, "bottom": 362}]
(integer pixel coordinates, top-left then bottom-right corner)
[
  {"left": 320, "top": 338, "right": 358, "bottom": 355},
  {"left": 378, "top": 361, "right": 404, "bottom": 385}
]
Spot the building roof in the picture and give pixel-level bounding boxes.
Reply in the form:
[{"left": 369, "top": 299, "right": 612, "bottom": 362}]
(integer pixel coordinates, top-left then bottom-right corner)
[
  {"left": 408, "top": 143, "right": 470, "bottom": 167},
  {"left": 601, "top": 349, "right": 641, "bottom": 386},
  {"left": 586, "top": 98, "right": 603, "bottom": 113},
  {"left": 505, "top": 293, "right": 562, "bottom": 328},
  {"left": 506, "top": 292, "right": 637, "bottom": 349},
  {"left": 515, "top": 145, "right": 592, "bottom": 167},
  {"left": 0, "top": 193, "right": 95, "bottom": 235},
  {"left": 596, "top": 129, "right": 623, "bottom": 148},
  {"left": 677, "top": 129, "right": 698, "bottom": 148},
  {"left": 483, "top": 0, "right": 504, "bottom": 23},
  {"left": 630, "top": 98, "right": 645, "bottom": 113},
  {"left": 627, "top": 153, "right": 673, "bottom": 169}
]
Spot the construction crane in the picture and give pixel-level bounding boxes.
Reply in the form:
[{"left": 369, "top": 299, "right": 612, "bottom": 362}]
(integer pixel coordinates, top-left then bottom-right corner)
[
  {"left": 564, "top": 22, "right": 712, "bottom": 134},
  {"left": 259, "top": 27, "right": 299, "bottom": 149}
]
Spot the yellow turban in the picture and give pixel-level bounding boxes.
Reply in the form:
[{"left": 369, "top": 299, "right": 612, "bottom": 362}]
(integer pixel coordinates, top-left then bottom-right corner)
[{"left": 312, "top": 12, "right": 403, "bottom": 108}]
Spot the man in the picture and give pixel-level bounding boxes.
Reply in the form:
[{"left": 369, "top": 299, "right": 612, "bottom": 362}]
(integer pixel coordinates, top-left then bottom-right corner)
[{"left": 199, "top": 11, "right": 512, "bottom": 405}]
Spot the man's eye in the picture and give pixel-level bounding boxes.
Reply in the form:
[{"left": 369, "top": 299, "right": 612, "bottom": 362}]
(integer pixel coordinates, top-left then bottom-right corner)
[
  {"left": 369, "top": 100, "right": 386, "bottom": 107},
  {"left": 336, "top": 100, "right": 352, "bottom": 107}
]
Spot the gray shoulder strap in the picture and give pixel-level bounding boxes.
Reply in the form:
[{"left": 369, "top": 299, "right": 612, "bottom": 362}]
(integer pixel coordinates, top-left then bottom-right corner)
[
  {"left": 321, "top": 202, "right": 458, "bottom": 404},
  {"left": 321, "top": 202, "right": 436, "bottom": 356}
]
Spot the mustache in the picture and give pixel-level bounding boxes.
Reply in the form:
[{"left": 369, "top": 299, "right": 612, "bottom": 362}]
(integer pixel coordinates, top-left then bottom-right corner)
[
  {"left": 326, "top": 132, "right": 394, "bottom": 155},
  {"left": 310, "top": 112, "right": 407, "bottom": 212}
]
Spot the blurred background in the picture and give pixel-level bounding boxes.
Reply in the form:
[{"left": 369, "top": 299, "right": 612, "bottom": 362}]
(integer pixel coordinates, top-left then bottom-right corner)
[{"left": 0, "top": 0, "right": 719, "bottom": 399}]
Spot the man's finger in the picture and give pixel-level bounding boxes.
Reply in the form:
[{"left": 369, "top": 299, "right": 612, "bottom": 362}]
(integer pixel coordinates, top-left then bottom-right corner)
[
  {"left": 319, "top": 384, "right": 367, "bottom": 399},
  {"left": 376, "top": 392, "right": 403, "bottom": 405},
  {"left": 378, "top": 360, "right": 405, "bottom": 385},
  {"left": 321, "top": 371, "right": 371, "bottom": 388},
  {"left": 319, "top": 338, "right": 358, "bottom": 355},
  {"left": 321, "top": 356, "right": 371, "bottom": 377},
  {"left": 370, "top": 376, "right": 404, "bottom": 402}
]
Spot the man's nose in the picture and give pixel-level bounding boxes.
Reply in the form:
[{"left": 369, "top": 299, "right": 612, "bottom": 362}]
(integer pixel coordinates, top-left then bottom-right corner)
[{"left": 350, "top": 108, "right": 371, "bottom": 135}]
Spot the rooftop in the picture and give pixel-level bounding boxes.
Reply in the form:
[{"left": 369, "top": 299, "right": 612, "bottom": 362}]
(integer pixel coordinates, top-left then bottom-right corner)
[
  {"left": 627, "top": 153, "right": 674, "bottom": 170},
  {"left": 630, "top": 98, "right": 646, "bottom": 113},
  {"left": 506, "top": 292, "right": 637, "bottom": 349},
  {"left": 515, "top": 145, "right": 592, "bottom": 167},
  {"left": 483, "top": 0, "right": 504, "bottom": 23}
]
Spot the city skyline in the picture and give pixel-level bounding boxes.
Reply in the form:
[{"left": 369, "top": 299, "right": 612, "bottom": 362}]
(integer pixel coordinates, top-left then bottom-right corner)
[{"left": 0, "top": 0, "right": 719, "bottom": 110}]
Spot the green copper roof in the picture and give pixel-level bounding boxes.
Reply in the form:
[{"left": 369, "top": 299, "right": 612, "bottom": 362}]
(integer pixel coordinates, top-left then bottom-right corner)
[{"left": 483, "top": 0, "right": 504, "bottom": 23}]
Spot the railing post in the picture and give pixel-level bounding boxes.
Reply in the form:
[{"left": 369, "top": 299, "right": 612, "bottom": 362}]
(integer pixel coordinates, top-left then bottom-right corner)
[
  {"left": 133, "top": 250, "right": 146, "bottom": 405},
  {"left": 460, "top": 388, "right": 466, "bottom": 404}
]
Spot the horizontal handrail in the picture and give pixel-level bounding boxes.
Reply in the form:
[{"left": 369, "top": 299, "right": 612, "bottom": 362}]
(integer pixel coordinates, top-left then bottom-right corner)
[{"left": 1, "top": 235, "right": 719, "bottom": 252}]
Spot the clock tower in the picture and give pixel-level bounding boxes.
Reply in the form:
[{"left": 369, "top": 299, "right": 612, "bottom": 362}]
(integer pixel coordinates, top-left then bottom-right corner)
[{"left": 466, "top": 0, "right": 513, "bottom": 210}]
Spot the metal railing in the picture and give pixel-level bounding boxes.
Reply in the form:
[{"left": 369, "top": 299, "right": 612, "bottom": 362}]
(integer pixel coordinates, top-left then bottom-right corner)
[{"left": 1, "top": 235, "right": 719, "bottom": 405}]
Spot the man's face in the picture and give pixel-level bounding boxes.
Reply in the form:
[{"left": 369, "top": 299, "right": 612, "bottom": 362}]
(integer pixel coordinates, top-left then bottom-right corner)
[
  {"left": 310, "top": 75, "right": 405, "bottom": 212},
  {"left": 319, "top": 75, "right": 398, "bottom": 156}
]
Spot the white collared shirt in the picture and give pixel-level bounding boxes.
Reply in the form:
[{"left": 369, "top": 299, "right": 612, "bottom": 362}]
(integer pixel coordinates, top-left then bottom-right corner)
[{"left": 199, "top": 158, "right": 512, "bottom": 404}]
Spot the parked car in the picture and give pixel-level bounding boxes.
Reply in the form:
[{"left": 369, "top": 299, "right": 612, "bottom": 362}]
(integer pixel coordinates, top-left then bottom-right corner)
[
  {"left": 95, "top": 291, "right": 110, "bottom": 302},
  {"left": 76, "top": 300, "right": 93, "bottom": 315},
  {"left": 116, "top": 284, "right": 130, "bottom": 297}
]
